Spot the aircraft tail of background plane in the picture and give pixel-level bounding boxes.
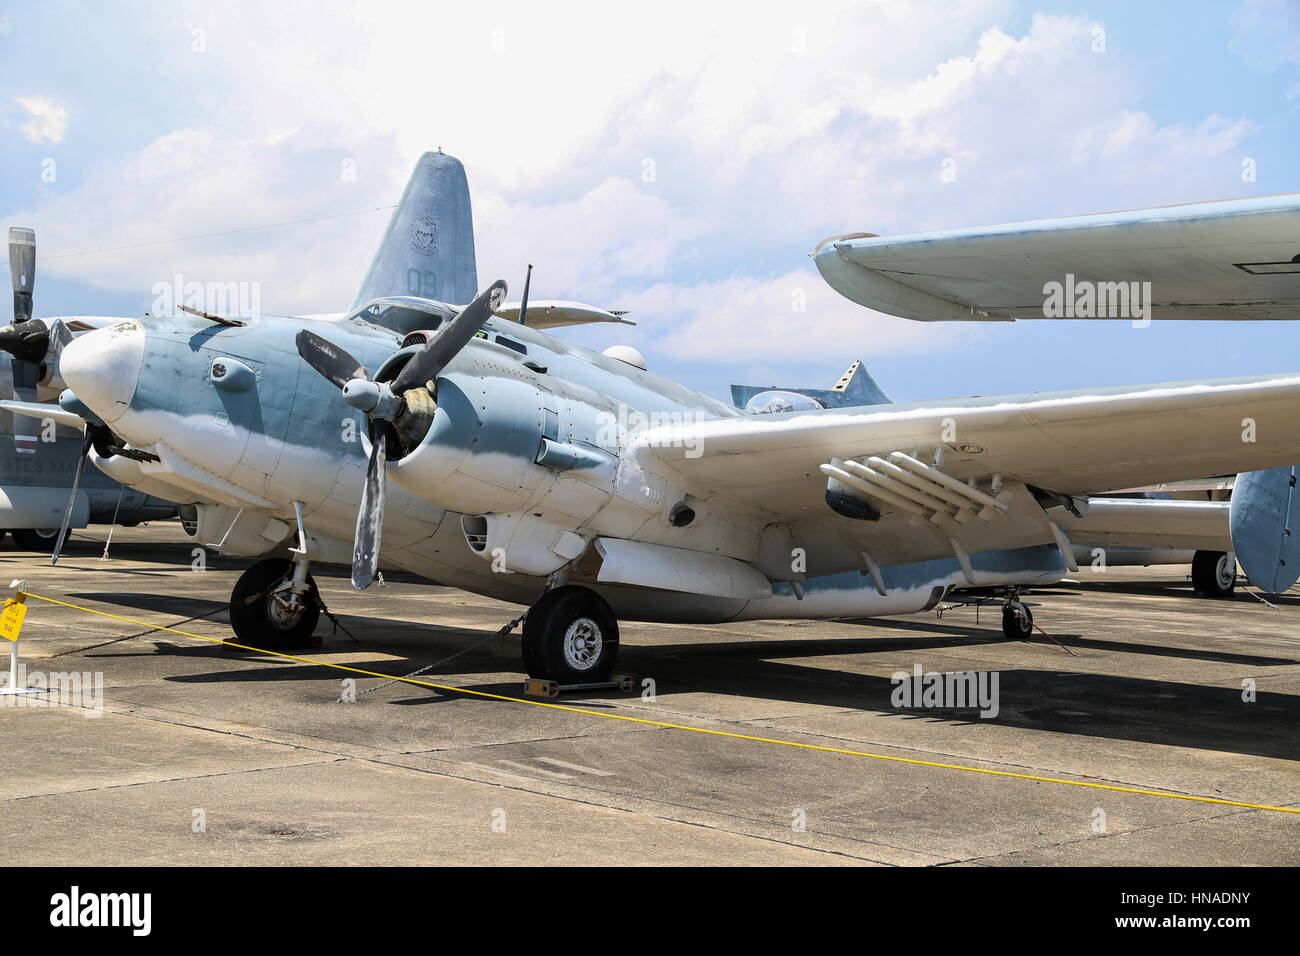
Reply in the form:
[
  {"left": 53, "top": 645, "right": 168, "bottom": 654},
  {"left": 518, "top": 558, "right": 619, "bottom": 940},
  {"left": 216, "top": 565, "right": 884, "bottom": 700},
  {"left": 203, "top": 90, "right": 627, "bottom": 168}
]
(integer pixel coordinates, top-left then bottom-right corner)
[
  {"left": 730, "top": 358, "right": 893, "bottom": 411},
  {"left": 351, "top": 151, "right": 479, "bottom": 310}
]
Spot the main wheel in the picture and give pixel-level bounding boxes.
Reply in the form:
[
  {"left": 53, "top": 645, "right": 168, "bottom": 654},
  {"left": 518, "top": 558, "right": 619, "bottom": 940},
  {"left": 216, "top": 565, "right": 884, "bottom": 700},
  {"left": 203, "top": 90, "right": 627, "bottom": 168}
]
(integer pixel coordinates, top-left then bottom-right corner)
[
  {"left": 521, "top": 586, "right": 619, "bottom": 682},
  {"left": 228, "top": 558, "right": 321, "bottom": 649},
  {"left": 1002, "top": 601, "right": 1033, "bottom": 640},
  {"left": 11, "top": 527, "right": 61, "bottom": 552},
  {"left": 1192, "top": 550, "right": 1236, "bottom": 597}
]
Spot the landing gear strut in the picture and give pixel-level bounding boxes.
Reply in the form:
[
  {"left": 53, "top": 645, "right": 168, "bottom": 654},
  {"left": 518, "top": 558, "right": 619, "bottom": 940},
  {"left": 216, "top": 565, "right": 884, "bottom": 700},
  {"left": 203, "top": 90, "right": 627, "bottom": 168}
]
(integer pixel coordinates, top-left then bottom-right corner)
[
  {"left": 521, "top": 585, "right": 619, "bottom": 682},
  {"left": 1001, "top": 589, "right": 1033, "bottom": 640},
  {"left": 1191, "top": 550, "right": 1236, "bottom": 598},
  {"left": 229, "top": 557, "right": 321, "bottom": 649}
]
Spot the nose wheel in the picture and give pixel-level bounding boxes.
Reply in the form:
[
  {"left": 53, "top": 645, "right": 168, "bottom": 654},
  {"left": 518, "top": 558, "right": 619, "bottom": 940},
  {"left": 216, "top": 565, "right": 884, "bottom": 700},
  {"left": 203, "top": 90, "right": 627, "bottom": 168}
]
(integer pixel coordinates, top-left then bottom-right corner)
[
  {"left": 521, "top": 585, "right": 619, "bottom": 683},
  {"left": 229, "top": 557, "right": 322, "bottom": 649}
]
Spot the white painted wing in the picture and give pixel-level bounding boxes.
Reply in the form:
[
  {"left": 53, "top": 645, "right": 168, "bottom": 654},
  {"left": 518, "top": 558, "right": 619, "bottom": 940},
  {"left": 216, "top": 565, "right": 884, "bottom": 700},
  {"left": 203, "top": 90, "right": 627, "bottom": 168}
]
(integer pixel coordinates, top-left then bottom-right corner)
[
  {"left": 494, "top": 300, "right": 633, "bottom": 330},
  {"left": 635, "top": 375, "right": 1300, "bottom": 571},
  {"left": 814, "top": 194, "right": 1300, "bottom": 321}
]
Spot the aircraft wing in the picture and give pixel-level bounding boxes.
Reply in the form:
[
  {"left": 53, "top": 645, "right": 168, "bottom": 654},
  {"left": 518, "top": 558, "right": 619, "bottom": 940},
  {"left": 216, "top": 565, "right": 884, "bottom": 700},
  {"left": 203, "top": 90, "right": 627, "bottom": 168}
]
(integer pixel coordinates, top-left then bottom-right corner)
[
  {"left": 813, "top": 194, "right": 1300, "bottom": 321},
  {"left": 635, "top": 374, "right": 1300, "bottom": 571}
]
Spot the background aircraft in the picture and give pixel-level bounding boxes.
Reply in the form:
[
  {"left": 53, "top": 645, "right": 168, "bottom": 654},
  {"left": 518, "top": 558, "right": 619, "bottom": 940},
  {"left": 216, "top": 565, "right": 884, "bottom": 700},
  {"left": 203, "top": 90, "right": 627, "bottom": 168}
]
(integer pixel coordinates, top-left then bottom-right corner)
[
  {"left": 27, "top": 152, "right": 1300, "bottom": 684},
  {"left": 0, "top": 228, "right": 175, "bottom": 550}
]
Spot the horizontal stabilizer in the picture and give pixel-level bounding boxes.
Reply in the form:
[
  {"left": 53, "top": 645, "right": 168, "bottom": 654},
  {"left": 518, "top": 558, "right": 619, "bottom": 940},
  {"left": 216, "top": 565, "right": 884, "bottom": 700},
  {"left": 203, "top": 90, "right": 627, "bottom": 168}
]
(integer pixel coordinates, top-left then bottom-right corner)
[{"left": 497, "top": 299, "right": 634, "bottom": 330}]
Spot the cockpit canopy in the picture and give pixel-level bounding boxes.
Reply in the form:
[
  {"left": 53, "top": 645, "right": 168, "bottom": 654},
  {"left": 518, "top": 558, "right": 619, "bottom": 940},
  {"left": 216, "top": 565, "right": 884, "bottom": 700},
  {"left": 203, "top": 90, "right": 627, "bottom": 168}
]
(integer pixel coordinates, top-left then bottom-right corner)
[{"left": 743, "top": 389, "right": 826, "bottom": 414}]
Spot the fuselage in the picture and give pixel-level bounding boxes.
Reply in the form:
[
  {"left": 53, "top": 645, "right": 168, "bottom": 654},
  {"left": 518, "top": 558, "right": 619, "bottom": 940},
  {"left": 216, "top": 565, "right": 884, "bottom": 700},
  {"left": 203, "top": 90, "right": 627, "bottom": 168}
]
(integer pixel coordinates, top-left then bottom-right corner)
[{"left": 59, "top": 307, "right": 1065, "bottom": 623}]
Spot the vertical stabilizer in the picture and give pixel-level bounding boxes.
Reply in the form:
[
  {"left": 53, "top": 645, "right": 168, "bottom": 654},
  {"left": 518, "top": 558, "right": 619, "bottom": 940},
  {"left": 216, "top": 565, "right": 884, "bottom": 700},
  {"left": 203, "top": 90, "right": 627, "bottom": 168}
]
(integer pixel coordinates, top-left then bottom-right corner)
[
  {"left": 351, "top": 151, "right": 478, "bottom": 309},
  {"left": 730, "top": 358, "right": 893, "bottom": 410}
]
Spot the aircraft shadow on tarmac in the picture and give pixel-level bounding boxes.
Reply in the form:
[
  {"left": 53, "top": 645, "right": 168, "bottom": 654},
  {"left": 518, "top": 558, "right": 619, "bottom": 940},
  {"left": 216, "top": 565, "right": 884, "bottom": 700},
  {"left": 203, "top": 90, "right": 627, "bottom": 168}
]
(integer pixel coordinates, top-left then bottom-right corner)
[
  {"left": 1042, "top": 577, "right": 1300, "bottom": 607},
  {"left": 66, "top": 591, "right": 1300, "bottom": 763}
]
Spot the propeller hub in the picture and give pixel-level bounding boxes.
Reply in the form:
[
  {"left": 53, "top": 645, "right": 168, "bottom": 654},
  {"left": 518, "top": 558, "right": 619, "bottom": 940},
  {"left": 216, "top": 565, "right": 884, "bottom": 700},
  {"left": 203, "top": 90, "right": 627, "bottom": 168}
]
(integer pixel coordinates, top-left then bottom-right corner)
[
  {"left": 342, "top": 378, "right": 380, "bottom": 413},
  {"left": 342, "top": 377, "right": 404, "bottom": 421}
]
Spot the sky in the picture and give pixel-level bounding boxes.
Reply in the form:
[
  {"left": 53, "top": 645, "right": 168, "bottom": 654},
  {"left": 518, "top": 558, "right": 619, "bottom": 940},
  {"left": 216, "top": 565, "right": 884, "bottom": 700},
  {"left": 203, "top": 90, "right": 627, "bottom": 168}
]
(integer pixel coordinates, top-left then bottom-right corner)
[{"left": 1, "top": 0, "right": 1298, "bottom": 403}]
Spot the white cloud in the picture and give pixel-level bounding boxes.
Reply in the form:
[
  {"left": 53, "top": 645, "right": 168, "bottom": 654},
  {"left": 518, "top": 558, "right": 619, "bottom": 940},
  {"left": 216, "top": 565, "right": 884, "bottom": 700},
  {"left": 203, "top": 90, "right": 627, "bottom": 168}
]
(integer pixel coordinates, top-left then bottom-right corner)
[
  {"left": 6, "top": 2, "right": 1266, "bottom": 370},
  {"left": 15, "top": 95, "right": 68, "bottom": 144},
  {"left": 619, "top": 267, "right": 987, "bottom": 364}
]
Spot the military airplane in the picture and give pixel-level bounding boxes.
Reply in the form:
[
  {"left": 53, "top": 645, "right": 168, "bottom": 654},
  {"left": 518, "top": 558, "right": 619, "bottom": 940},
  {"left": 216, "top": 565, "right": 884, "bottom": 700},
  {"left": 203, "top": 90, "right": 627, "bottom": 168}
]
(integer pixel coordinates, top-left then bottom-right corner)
[
  {"left": 0, "top": 228, "right": 175, "bottom": 551},
  {"left": 16, "top": 153, "right": 1300, "bottom": 684}
]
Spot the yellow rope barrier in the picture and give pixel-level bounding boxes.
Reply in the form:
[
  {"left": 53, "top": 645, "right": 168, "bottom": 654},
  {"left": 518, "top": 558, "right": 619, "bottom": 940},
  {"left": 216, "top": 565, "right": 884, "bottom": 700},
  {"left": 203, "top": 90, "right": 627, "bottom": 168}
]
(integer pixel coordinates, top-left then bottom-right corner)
[{"left": 22, "top": 591, "right": 1300, "bottom": 817}]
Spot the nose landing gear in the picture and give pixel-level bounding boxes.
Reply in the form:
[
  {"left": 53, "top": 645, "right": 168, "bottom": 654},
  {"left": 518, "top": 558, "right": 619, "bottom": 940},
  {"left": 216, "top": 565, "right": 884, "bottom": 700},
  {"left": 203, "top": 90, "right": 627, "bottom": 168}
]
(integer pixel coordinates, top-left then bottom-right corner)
[{"left": 229, "top": 556, "right": 322, "bottom": 649}]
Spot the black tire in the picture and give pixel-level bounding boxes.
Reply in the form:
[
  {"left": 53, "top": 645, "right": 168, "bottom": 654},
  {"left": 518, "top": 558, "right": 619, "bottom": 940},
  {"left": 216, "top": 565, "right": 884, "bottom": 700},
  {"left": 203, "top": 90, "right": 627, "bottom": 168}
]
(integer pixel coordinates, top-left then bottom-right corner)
[
  {"left": 521, "top": 586, "right": 619, "bottom": 682},
  {"left": 228, "top": 558, "right": 321, "bottom": 649},
  {"left": 11, "top": 527, "right": 61, "bottom": 552},
  {"left": 1192, "top": 550, "right": 1236, "bottom": 598},
  {"left": 1002, "top": 601, "right": 1033, "bottom": 640}
]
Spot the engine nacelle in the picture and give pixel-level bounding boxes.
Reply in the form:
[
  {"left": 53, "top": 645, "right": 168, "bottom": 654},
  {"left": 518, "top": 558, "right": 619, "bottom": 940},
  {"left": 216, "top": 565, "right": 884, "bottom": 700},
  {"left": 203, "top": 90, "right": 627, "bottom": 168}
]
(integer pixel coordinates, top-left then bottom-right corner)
[{"left": 384, "top": 373, "right": 556, "bottom": 516}]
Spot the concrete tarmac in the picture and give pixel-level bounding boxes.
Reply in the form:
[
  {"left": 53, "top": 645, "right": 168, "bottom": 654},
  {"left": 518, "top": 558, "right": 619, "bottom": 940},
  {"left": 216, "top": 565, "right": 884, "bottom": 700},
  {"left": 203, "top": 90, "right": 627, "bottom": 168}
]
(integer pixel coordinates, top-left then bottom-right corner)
[{"left": 1, "top": 524, "right": 1296, "bottom": 866}]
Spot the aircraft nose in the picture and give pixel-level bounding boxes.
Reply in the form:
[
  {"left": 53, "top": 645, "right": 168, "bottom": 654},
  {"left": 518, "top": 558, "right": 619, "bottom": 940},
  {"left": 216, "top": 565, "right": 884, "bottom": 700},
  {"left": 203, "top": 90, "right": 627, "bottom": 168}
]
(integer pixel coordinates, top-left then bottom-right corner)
[{"left": 59, "top": 319, "right": 145, "bottom": 424}]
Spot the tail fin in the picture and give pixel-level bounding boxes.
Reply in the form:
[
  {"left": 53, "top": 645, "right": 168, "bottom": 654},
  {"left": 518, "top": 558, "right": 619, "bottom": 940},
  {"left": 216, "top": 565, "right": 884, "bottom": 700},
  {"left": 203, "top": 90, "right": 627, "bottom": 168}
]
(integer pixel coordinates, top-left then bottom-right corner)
[
  {"left": 730, "top": 359, "right": 892, "bottom": 411},
  {"left": 1230, "top": 465, "right": 1300, "bottom": 594},
  {"left": 351, "top": 151, "right": 478, "bottom": 310}
]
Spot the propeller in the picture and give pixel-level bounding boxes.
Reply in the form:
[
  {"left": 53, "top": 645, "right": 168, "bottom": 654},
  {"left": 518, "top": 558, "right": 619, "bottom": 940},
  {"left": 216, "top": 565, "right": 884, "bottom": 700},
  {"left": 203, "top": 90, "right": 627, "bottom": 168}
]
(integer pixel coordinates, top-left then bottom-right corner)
[
  {"left": 296, "top": 279, "right": 507, "bottom": 588},
  {"left": 1, "top": 228, "right": 48, "bottom": 455}
]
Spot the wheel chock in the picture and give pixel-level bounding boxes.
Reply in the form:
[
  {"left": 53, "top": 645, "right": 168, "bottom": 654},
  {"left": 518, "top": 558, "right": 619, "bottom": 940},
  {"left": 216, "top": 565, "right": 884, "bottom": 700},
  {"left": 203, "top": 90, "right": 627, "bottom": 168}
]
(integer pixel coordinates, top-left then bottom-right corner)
[{"left": 523, "top": 676, "right": 639, "bottom": 698}]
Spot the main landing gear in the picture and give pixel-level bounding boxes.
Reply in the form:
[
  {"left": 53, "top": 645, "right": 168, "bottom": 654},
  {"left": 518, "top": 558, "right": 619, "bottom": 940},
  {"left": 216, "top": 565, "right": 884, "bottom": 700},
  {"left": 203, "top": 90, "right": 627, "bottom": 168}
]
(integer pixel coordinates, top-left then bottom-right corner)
[
  {"left": 9, "top": 528, "right": 61, "bottom": 552},
  {"left": 521, "top": 585, "right": 620, "bottom": 683},
  {"left": 229, "top": 556, "right": 322, "bottom": 649},
  {"left": 1191, "top": 550, "right": 1237, "bottom": 598}
]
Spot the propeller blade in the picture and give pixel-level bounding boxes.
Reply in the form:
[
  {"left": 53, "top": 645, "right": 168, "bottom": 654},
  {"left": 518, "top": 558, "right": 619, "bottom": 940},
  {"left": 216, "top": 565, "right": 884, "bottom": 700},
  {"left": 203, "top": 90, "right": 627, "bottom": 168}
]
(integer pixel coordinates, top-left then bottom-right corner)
[
  {"left": 8, "top": 227, "right": 35, "bottom": 324},
  {"left": 351, "top": 428, "right": 388, "bottom": 589},
  {"left": 51, "top": 430, "right": 93, "bottom": 566},
  {"left": 390, "top": 279, "right": 507, "bottom": 395},
  {"left": 295, "top": 329, "right": 369, "bottom": 390},
  {"left": 9, "top": 359, "right": 40, "bottom": 452}
]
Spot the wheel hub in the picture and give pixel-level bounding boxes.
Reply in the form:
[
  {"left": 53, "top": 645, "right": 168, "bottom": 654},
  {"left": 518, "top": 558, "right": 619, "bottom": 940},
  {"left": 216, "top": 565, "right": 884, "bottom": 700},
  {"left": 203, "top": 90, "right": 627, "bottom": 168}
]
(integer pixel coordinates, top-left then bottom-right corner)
[
  {"left": 1215, "top": 553, "right": 1237, "bottom": 590},
  {"left": 265, "top": 584, "right": 306, "bottom": 630},
  {"left": 562, "top": 617, "right": 603, "bottom": 671}
]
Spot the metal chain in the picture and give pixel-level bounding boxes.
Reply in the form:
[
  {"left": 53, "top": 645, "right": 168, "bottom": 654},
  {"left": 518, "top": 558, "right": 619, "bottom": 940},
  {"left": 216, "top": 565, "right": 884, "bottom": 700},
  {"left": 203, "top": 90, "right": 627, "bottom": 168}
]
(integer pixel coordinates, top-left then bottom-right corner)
[
  {"left": 313, "top": 592, "right": 364, "bottom": 644},
  {"left": 49, "top": 604, "right": 231, "bottom": 658},
  {"left": 348, "top": 604, "right": 533, "bottom": 701}
]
